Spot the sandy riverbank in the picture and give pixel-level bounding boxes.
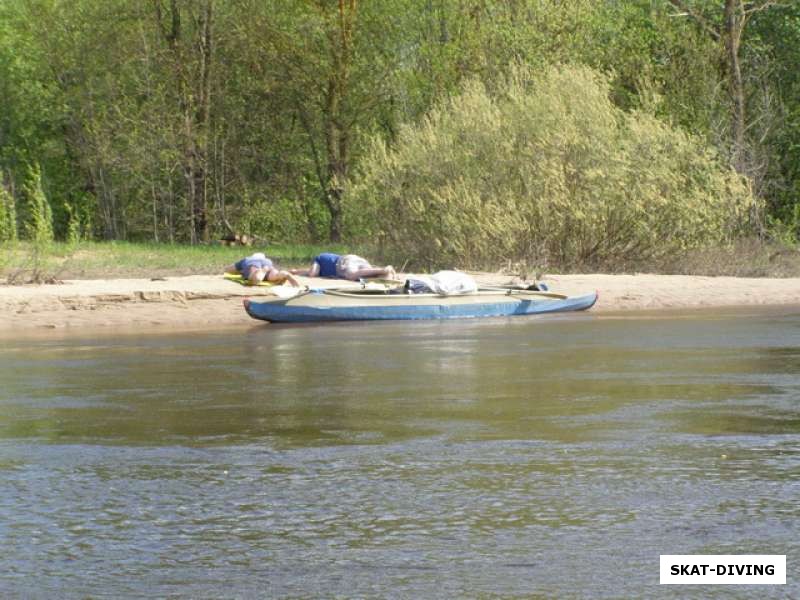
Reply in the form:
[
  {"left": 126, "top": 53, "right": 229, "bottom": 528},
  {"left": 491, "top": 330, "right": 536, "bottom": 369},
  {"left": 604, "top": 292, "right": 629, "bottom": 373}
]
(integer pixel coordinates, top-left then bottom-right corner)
[{"left": 0, "top": 272, "right": 798, "bottom": 333}]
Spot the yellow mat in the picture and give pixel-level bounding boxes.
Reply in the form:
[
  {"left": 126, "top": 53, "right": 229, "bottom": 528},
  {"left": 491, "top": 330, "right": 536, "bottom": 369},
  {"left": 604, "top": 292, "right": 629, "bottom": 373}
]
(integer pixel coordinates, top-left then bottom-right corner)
[{"left": 223, "top": 272, "right": 275, "bottom": 287}]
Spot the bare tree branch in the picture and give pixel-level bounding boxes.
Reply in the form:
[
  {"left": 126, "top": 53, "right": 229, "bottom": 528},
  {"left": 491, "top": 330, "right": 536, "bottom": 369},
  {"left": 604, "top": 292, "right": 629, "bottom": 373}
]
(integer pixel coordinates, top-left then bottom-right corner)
[
  {"left": 666, "top": 0, "right": 721, "bottom": 40},
  {"left": 742, "top": 0, "right": 786, "bottom": 28}
]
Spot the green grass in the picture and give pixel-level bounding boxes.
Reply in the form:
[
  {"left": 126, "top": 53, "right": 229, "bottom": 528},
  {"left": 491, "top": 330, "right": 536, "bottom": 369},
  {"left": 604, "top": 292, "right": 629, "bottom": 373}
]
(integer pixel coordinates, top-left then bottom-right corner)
[
  {"left": 0, "top": 240, "right": 351, "bottom": 281},
  {"left": 1, "top": 238, "right": 798, "bottom": 283}
]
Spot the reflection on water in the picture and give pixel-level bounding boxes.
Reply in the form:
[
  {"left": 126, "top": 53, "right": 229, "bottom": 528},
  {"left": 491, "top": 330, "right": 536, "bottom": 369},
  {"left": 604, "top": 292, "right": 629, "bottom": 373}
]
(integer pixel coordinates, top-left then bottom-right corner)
[{"left": 1, "top": 311, "right": 799, "bottom": 597}]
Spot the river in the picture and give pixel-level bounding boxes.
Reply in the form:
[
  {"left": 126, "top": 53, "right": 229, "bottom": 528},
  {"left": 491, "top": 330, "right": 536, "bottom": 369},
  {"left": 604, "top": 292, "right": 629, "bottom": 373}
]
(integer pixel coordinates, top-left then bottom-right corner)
[{"left": 1, "top": 309, "right": 798, "bottom": 598}]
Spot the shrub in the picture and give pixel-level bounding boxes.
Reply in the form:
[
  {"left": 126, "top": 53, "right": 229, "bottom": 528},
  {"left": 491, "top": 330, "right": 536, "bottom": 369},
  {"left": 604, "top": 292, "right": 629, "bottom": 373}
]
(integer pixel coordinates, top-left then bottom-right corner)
[
  {"left": 348, "top": 64, "right": 759, "bottom": 271},
  {"left": 21, "top": 163, "right": 54, "bottom": 243},
  {"left": 64, "top": 202, "right": 81, "bottom": 245},
  {"left": 238, "top": 189, "right": 328, "bottom": 244},
  {"left": 0, "top": 170, "right": 17, "bottom": 242}
]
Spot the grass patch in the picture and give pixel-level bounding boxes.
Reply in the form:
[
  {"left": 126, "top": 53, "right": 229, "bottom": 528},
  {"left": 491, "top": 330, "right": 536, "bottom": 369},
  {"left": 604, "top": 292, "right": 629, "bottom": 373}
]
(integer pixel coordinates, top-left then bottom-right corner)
[
  {"left": 656, "top": 239, "right": 800, "bottom": 278},
  {"left": 0, "top": 241, "right": 350, "bottom": 281},
  {"left": 460, "top": 239, "right": 800, "bottom": 279},
  {"left": 1, "top": 239, "right": 797, "bottom": 282}
]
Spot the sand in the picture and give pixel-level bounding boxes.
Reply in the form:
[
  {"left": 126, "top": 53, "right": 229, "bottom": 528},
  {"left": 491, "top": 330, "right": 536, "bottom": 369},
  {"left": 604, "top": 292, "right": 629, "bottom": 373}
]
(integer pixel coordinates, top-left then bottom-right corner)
[{"left": 0, "top": 272, "right": 798, "bottom": 334}]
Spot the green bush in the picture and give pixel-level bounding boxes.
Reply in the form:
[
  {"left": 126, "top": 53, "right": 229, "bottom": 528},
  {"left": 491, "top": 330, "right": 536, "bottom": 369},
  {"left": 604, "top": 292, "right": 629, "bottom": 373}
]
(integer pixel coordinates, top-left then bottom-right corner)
[
  {"left": 0, "top": 170, "right": 17, "bottom": 242},
  {"left": 21, "top": 163, "right": 54, "bottom": 243},
  {"left": 348, "top": 64, "right": 759, "bottom": 271},
  {"left": 64, "top": 202, "right": 81, "bottom": 246},
  {"left": 239, "top": 191, "right": 328, "bottom": 244}
]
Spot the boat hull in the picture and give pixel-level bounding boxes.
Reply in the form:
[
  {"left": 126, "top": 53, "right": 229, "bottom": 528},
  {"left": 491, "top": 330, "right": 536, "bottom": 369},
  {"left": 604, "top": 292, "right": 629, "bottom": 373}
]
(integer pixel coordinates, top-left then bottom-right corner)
[{"left": 244, "top": 290, "right": 597, "bottom": 323}]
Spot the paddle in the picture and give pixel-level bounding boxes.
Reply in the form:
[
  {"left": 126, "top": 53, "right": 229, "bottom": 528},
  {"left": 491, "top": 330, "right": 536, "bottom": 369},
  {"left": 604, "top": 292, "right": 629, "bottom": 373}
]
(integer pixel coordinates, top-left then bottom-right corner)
[{"left": 477, "top": 285, "right": 568, "bottom": 300}]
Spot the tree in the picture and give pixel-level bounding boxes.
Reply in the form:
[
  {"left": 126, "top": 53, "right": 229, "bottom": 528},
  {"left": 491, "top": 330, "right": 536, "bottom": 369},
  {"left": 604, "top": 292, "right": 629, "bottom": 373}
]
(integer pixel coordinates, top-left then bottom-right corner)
[
  {"left": 666, "top": 0, "right": 783, "bottom": 178},
  {"left": 0, "top": 0, "right": 81, "bottom": 239},
  {"left": 0, "top": 0, "right": 797, "bottom": 247},
  {"left": 241, "top": 0, "right": 416, "bottom": 241},
  {"left": 747, "top": 1, "right": 800, "bottom": 237},
  {"left": 153, "top": 0, "right": 215, "bottom": 244}
]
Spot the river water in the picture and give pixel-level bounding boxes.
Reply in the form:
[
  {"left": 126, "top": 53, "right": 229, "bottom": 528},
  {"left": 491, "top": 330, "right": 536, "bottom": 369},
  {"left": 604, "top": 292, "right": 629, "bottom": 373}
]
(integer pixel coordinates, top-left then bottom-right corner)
[{"left": 1, "top": 309, "right": 799, "bottom": 598}]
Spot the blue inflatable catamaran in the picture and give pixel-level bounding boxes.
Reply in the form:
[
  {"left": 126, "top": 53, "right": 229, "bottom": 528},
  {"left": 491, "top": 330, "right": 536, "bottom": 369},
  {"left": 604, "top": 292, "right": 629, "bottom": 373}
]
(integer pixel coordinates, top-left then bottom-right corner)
[{"left": 243, "top": 286, "right": 598, "bottom": 323}]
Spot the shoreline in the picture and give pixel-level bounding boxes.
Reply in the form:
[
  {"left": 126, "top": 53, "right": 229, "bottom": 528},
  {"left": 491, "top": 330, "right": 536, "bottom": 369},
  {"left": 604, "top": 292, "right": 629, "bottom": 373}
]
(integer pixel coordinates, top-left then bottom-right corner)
[{"left": 1, "top": 272, "right": 799, "bottom": 335}]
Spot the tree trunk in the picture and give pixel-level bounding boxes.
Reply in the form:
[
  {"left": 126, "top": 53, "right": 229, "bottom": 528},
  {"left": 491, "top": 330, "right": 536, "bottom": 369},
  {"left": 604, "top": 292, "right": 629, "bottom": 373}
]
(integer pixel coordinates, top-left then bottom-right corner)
[
  {"left": 93, "top": 163, "right": 117, "bottom": 240},
  {"left": 156, "top": 0, "right": 213, "bottom": 244},
  {"left": 151, "top": 182, "right": 159, "bottom": 242},
  {"left": 182, "top": 126, "right": 198, "bottom": 244},
  {"left": 667, "top": 0, "right": 750, "bottom": 174},
  {"left": 327, "top": 188, "right": 343, "bottom": 242},
  {"left": 194, "top": 0, "right": 213, "bottom": 243},
  {"left": 320, "top": 0, "right": 356, "bottom": 242},
  {"left": 325, "top": 76, "right": 345, "bottom": 242},
  {"left": 723, "top": 0, "right": 746, "bottom": 173}
]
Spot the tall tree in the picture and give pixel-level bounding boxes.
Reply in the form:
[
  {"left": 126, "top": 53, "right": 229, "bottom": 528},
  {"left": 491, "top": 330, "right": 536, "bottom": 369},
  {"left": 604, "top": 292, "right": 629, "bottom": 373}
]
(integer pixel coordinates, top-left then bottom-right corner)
[
  {"left": 666, "top": 0, "right": 783, "bottom": 178},
  {"left": 153, "top": 0, "right": 215, "bottom": 244},
  {"left": 0, "top": 0, "right": 82, "bottom": 237},
  {"left": 242, "top": 0, "right": 415, "bottom": 241}
]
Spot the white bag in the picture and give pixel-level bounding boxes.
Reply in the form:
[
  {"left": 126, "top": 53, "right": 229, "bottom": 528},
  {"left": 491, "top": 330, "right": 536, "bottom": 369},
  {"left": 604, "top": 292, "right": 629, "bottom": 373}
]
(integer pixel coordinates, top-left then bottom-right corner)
[{"left": 405, "top": 270, "right": 477, "bottom": 295}]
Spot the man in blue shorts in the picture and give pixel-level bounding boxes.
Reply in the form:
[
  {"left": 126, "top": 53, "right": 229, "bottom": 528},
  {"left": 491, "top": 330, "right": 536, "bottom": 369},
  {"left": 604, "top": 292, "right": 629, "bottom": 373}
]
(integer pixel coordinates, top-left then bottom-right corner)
[
  {"left": 225, "top": 252, "right": 299, "bottom": 286},
  {"left": 290, "top": 253, "right": 396, "bottom": 281}
]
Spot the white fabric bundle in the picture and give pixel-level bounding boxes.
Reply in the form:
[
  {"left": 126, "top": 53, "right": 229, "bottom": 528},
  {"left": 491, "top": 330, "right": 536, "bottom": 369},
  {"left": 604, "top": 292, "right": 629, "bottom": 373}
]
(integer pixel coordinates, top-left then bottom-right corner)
[{"left": 405, "top": 270, "right": 477, "bottom": 295}]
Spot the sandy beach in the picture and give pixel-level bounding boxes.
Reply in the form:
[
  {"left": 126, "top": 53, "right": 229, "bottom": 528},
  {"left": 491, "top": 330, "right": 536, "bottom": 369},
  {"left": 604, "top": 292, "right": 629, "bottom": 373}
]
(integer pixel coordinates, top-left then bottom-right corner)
[{"left": 1, "top": 272, "right": 798, "bottom": 334}]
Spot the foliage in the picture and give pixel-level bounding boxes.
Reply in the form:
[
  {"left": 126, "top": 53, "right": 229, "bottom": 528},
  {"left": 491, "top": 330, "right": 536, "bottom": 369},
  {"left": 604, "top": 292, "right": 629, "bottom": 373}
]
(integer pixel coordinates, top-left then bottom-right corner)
[
  {"left": 242, "top": 195, "right": 321, "bottom": 245},
  {"left": 350, "top": 65, "right": 758, "bottom": 270},
  {"left": 64, "top": 202, "right": 81, "bottom": 246},
  {"left": 21, "top": 163, "right": 54, "bottom": 244},
  {"left": 0, "top": 170, "right": 17, "bottom": 241},
  {"left": 582, "top": 1, "right": 726, "bottom": 133},
  {"left": 747, "top": 2, "right": 800, "bottom": 239},
  {"left": 0, "top": 0, "right": 796, "bottom": 255}
]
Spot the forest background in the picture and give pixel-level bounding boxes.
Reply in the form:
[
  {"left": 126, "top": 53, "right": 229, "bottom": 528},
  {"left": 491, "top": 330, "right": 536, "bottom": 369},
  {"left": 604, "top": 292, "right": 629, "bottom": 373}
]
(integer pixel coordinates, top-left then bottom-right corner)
[{"left": 1, "top": 0, "right": 798, "bottom": 274}]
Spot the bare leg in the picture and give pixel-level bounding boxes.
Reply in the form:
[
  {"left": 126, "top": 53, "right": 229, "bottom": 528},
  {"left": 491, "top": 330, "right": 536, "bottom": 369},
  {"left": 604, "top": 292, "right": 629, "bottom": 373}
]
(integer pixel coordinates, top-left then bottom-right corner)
[
  {"left": 345, "top": 266, "right": 396, "bottom": 281},
  {"left": 289, "top": 262, "right": 319, "bottom": 277},
  {"left": 267, "top": 269, "right": 301, "bottom": 287}
]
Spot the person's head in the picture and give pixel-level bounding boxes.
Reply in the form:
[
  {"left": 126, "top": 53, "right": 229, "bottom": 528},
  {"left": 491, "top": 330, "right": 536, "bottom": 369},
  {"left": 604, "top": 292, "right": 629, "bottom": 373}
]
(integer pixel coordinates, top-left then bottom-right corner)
[
  {"left": 250, "top": 252, "right": 267, "bottom": 261},
  {"left": 248, "top": 267, "right": 269, "bottom": 285}
]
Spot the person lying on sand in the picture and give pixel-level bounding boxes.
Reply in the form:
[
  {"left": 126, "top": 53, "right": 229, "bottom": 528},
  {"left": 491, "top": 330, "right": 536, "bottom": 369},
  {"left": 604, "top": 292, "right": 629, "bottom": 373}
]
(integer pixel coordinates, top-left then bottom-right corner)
[
  {"left": 290, "top": 252, "right": 396, "bottom": 281},
  {"left": 225, "top": 252, "right": 300, "bottom": 286}
]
